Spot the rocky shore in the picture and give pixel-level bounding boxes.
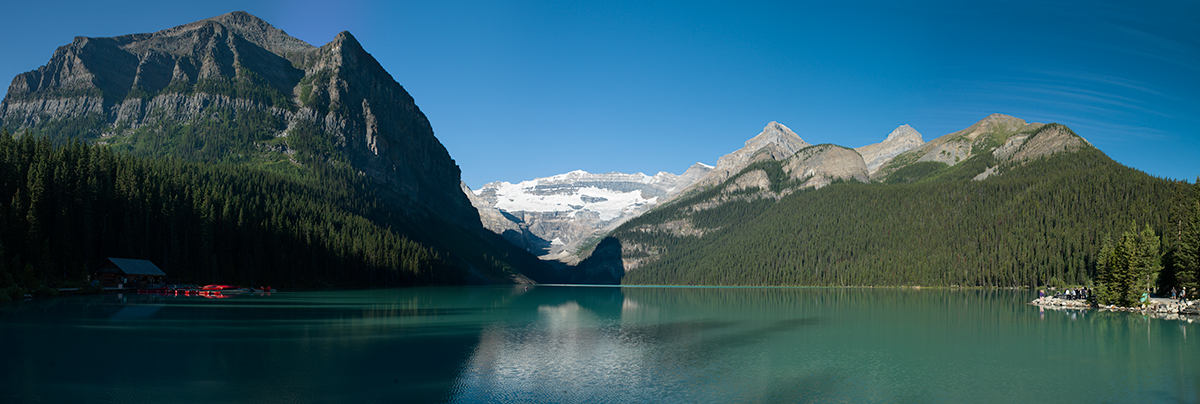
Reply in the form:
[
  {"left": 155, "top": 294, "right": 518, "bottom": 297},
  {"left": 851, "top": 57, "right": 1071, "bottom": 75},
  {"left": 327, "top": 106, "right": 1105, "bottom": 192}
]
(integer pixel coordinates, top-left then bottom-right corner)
[{"left": 1032, "top": 296, "right": 1200, "bottom": 321}]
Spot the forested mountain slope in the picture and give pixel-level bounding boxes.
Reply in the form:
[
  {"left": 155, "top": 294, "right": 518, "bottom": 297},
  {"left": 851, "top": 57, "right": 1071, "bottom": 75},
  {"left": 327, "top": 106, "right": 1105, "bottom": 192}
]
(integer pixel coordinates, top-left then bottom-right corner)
[
  {"left": 0, "top": 12, "right": 549, "bottom": 290},
  {"left": 606, "top": 122, "right": 1194, "bottom": 287}
]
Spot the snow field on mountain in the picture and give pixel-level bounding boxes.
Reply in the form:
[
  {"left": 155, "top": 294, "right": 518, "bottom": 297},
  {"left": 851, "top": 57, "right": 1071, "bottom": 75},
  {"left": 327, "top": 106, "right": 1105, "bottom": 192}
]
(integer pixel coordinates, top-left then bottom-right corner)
[
  {"left": 480, "top": 172, "right": 667, "bottom": 220},
  {"left": 483, "top": 180, "right": 657, "bottom": 221}
]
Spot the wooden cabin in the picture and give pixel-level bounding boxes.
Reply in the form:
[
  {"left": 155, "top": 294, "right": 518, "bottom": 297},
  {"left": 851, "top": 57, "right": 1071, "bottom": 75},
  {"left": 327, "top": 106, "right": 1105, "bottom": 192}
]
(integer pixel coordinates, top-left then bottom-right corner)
[{"left": 93, "top": 258, "right": 166, "bottom": 288}]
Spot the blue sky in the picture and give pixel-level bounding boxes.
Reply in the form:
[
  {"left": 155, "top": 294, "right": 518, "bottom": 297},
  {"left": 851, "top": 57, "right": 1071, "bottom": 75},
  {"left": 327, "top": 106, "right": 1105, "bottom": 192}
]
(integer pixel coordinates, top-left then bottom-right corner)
[{"left": 1, "top": 1, "right": 1197, "bottom": 188}]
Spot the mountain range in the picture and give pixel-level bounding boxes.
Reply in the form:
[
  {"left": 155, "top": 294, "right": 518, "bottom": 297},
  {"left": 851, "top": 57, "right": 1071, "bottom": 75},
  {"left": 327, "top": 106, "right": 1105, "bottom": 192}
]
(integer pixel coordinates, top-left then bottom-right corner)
[
  {"left": 466, "top": 120, "right": 927, "bottom": 265},
  {"left": 605, "top": 116, "right": 1185, "bottom": 287},
  {"left": 0, "top": 12, "right": 1192, "bottom": 290}
]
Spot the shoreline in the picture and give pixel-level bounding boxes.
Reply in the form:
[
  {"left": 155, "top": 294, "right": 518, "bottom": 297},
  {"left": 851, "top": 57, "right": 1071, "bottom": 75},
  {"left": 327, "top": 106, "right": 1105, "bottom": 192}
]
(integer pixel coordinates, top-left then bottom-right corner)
[{"left": 1032, "top": 296, "right": 1200, "bottom": 322}]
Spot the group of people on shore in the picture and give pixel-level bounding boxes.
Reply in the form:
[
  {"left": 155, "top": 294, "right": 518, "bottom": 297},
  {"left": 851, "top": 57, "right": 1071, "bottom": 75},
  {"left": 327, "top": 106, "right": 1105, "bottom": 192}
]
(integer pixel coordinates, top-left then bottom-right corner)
[
  {"left": 1170, "top": 287, "right": 1190, "bottom": 303},
  {"left": 1037, "top": 287, "right": 1090, "bottom": 301},
  {"left": 1038, "top": 286, "right": 1195, "bottom": 304}
]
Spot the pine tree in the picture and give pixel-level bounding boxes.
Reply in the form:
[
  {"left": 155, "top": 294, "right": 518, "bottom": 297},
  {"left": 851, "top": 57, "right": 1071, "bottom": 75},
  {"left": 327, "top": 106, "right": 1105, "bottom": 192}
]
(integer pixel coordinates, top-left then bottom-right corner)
[
  {"left": 1134, "top": 223, "right": 1161, "bottom": 295},
  {"left": 1115, "top": 227, "right": 1139, "bottom": 306}
]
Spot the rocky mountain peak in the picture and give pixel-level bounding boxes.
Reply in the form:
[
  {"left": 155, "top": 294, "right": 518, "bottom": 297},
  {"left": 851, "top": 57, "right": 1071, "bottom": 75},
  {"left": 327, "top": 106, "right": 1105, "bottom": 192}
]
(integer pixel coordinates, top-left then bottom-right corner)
[
  {"left": 963, "top": 113, "right": 1028, "bottom": 140},
  {"left": 325, "top": 30, "right": 364, "bottom": 59},
  {"left": 332, "top": 30, "right": 358, "bottom": 45},
  {"left": 675, "top": 121, "right": 810, "bottom": 194},
  {"left": 683, "top": 162, "right": 714, "bottom": 175},
  {"left": 208, "top": 10, "right": 269, "bottom": 28},
  {"left": 884, "top": 124, "right": 923, "bottom": 143},
  {"left": 111, "top": 11, "right": 315, "bottom": 60},
  {"left": 747, "top": 121, "right": 808, "bottom": 154},
  {"left": 855, "top": 124, "right": 926, "bottom": 175},
  {"left": 195, "top": 11, "right": 314, "bottom": 55}
]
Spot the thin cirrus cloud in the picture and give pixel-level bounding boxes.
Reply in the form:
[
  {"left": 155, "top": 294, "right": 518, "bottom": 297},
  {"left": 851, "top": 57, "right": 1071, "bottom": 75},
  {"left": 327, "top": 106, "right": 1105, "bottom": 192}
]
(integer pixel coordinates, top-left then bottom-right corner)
[{"left": 1100, "top": 21, "right": 1200, "bottom": 72}]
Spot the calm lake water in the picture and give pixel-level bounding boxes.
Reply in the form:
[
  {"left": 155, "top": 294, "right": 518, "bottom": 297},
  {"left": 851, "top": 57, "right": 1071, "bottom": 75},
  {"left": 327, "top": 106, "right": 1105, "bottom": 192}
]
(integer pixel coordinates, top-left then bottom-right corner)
[{"left": 1, "top": 286, "right": 1196, "bottom": 403}]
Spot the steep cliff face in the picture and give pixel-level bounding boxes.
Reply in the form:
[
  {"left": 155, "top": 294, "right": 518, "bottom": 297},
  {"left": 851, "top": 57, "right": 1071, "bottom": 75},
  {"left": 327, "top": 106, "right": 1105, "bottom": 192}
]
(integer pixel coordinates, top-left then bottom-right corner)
[
  {"left": 3, "top": 11, "right": 310, "bottom": 129},
  {"left": 0, "top": 11, "right": 477, "bottom": 226},
  {"left": 292, "top": 31, "right": 476, "bottom": 224}
]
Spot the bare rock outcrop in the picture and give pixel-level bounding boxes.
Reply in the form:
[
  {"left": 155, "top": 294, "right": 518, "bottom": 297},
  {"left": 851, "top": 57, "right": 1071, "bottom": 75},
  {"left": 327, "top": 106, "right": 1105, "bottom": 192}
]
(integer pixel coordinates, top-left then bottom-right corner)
[
  {"left": 783, "top": 144, "right": 869, "bottom": 189},
  {"left": 724, "top": 169, "right": 772, "bottom": 193},
  {"left": 975, "top": 123, "right": 1091, "bottom": 181},
  {"left": 1006, "top": 123, "right": 1090, "bottom": 162},
  {"left": 855, "top": 124, "right": 924, "bottom": 175}
]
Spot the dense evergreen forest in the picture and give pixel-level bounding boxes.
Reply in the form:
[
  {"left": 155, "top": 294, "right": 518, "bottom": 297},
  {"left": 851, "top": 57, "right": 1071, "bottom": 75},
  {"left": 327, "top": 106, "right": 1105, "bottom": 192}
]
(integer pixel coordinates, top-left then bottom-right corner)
[
  {"left": 616, "top": 145, "right": 1199, "bottom": 289},
  {"left": 0, "top": 129, "right": 536, "bottom": 299}
]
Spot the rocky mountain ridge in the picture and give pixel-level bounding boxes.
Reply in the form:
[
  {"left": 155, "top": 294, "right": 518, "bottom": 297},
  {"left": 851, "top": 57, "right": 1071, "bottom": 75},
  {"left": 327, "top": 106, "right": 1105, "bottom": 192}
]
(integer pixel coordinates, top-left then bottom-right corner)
[
  {"left": 877, "top": 113, "right": 1042, "bottom": 180},
  {"left": 573, "top": 114, "right": 1094, "bottom": 280},
  {"left": 464, "top": 113, "right": 1084, "bottom": 281}
]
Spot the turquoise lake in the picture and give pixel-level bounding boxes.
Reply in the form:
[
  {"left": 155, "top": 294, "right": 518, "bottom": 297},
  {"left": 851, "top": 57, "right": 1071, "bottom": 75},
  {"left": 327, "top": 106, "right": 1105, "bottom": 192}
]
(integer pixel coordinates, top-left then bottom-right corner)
[{"left": 1, "top": 286, "right": 1196, "bottom": 403}]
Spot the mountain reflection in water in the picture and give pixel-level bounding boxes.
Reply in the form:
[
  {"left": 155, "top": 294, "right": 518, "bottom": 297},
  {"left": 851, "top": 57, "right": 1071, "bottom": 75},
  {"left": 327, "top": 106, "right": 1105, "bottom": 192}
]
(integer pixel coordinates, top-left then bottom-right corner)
[{"left": 1, "top": 286, "right": 1196, "bottom": 403}]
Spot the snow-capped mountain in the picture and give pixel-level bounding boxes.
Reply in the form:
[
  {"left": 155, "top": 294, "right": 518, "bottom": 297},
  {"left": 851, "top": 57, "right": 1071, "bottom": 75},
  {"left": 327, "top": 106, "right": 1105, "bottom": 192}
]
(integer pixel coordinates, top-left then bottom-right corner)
[{"left": 465, "top": 163, "right": 712, "bottom": 262}]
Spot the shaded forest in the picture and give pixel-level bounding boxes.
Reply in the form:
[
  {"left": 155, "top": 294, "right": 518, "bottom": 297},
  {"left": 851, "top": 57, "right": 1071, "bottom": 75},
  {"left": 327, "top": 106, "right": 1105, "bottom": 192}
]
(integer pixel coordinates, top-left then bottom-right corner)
[{"left": 0, "top": 129, "right": 464, "bottom": 296}]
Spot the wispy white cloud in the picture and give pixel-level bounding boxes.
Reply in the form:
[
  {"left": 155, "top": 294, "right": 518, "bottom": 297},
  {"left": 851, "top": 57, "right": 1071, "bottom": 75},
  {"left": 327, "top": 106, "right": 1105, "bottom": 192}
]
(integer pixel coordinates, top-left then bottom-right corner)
[
  {"left": 1101, "top": 21, "right": 1200, "bottom": 72},
  {"left": 1012, "top": 68, "right": 1179, "bottom": 103}
]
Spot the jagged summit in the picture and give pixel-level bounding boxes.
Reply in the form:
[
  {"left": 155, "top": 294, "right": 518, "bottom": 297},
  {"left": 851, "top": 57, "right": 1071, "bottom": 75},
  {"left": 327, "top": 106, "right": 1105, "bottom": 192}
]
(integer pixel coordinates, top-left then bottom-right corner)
[
  {"left": 110, "top": 11, "right": 315, "bottom": 59},
  {"left": 744, "top": 121, "right": 808, "bottom": 154},
  {"left": 684, "top": 121, "right": 811, "bottom": 191},
  {"left": 884, "top": 124, "right": 923, "bottom": 143},
  {"left": 856, "top": 124, "right": 926, "bottom": 175},
  {"left": 2, "top": 10, "right": 317, "bottom": 109}
]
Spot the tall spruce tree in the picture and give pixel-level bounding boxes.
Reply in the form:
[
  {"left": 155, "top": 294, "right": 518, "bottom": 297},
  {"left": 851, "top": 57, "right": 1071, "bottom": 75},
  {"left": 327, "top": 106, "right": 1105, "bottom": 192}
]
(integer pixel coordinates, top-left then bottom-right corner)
[
  {"left": 1097, "top": 223, "right": 1162, "bottom": 307},
  {"left": 1134, "top": 223, "right": 1162, "bottom": 294}
]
